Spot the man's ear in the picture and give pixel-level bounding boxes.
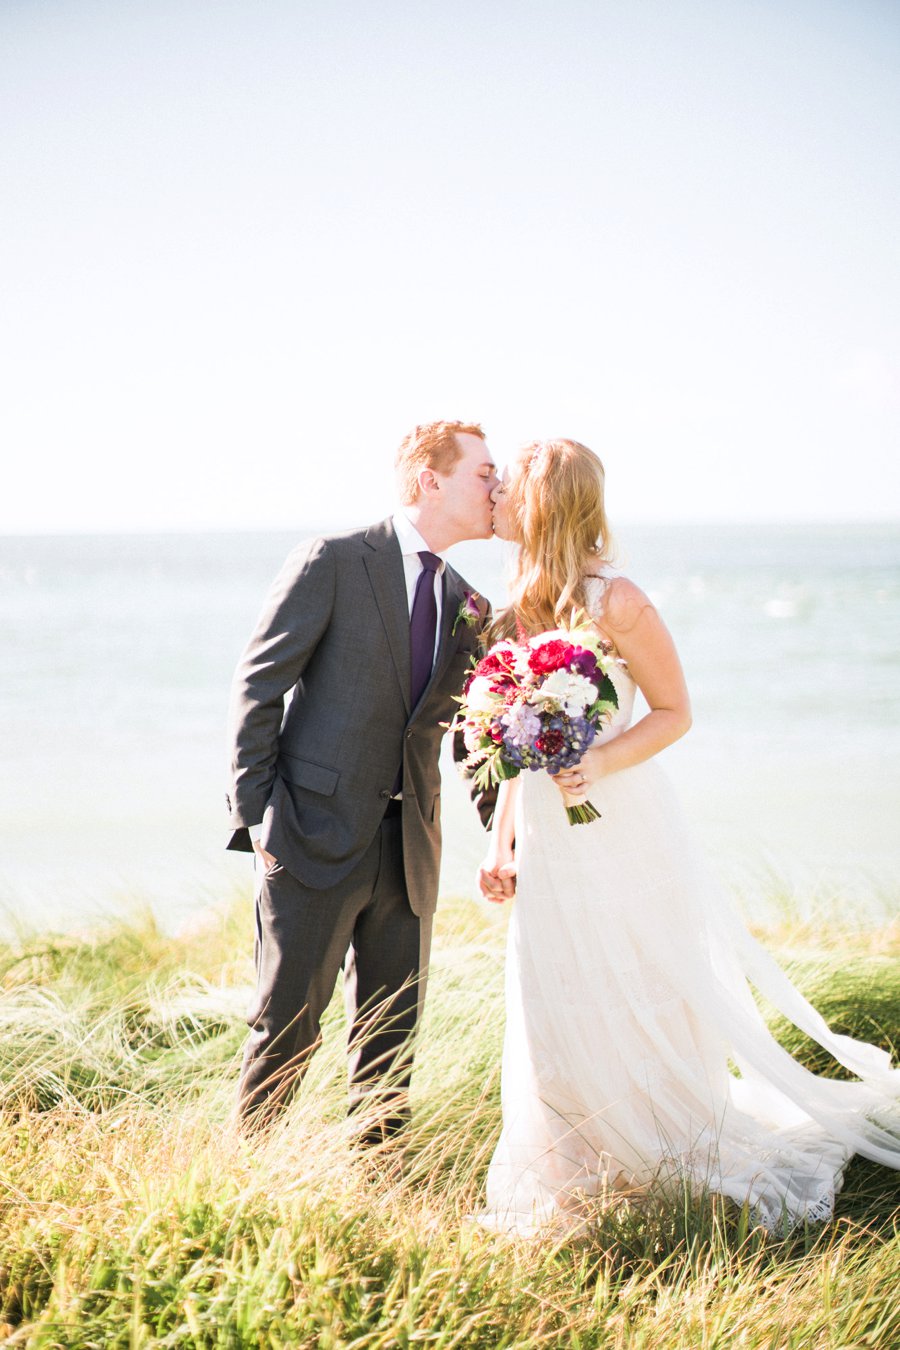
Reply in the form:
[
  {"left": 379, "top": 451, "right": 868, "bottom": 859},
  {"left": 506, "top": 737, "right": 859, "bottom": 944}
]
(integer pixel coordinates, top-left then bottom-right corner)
[{"left": 417, "top": 467, "right": 440, "bottom": 497}]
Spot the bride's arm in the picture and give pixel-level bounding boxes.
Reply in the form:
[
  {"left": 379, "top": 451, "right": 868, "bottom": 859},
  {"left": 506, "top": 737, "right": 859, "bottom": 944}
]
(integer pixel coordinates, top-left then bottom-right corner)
[
  {"left": 476, "top": 776, "right": 519, "bottom": 903},
  {"left": 555, "top": 578, "right": 691, "bottom": 791}
]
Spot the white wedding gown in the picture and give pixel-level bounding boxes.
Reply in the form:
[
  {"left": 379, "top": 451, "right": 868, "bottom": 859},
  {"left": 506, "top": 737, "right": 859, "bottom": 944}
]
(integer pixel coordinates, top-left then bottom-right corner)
[{"left": 482, "top": 577, "right": 900, "bottom": 1234}]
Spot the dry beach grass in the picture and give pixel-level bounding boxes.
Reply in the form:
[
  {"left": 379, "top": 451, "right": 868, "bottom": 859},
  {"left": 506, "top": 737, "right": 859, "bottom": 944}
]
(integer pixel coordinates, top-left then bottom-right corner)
[{"left": 0, "top": 891, "right": 899, "bottom": 1347}]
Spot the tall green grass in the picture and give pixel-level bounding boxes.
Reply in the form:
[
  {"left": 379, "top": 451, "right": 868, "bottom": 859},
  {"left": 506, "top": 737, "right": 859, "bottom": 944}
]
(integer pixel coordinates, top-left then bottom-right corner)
[{"left": 1, "top": 893, "right": 898, "bottom": 1347}]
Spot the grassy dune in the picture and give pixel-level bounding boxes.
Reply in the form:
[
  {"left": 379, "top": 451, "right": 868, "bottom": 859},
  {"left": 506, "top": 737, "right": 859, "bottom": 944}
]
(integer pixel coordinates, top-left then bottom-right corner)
[{"left": 1, "top": 894, "right": 899, "bottom": 1348}]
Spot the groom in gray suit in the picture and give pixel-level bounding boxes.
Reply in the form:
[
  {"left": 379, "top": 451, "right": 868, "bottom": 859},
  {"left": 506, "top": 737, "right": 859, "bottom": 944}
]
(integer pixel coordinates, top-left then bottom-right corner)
[{"left": 226, "top": 421, "right": 496, "bottom": 1138}]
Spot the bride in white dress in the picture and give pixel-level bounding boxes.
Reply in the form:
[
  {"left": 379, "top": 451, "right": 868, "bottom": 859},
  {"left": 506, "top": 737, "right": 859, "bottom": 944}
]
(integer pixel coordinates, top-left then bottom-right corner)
[{"left": 477, "top": 438, "right": 900, "bottom": 1235}]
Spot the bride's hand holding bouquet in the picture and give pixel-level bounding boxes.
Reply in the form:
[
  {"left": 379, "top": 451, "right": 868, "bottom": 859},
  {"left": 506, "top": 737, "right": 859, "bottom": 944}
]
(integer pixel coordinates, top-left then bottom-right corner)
[{"left": 551, "top": 740, "right": 610, "bottom": 803}]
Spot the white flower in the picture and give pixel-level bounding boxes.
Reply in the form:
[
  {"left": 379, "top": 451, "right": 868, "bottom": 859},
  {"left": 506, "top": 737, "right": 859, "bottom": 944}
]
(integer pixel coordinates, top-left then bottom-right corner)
[
  {"left": 463, "top": 724, "right": 485, "bottom": 752},
  {"left": 527, "top": 628, "right": 569, "bottom": 647},
  {"left": 497, "top": 645, "right": 530, "bottom": 678},
  {"left": 465, "top": 675, "right": 500, "bottom": 715},
  {"left": 531, "top": 669, "right": 597, "bottom": 716}
]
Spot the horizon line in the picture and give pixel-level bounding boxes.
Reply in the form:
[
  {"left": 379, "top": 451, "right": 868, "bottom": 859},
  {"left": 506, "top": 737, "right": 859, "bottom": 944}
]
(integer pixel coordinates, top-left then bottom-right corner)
[{"left": 1, "top": 517, "right": 899, "bottom": 541}]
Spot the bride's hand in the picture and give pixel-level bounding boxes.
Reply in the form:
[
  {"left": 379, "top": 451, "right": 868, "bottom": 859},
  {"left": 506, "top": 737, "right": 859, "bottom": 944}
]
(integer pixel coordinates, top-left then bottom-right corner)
[
  {"left": 477, "top": 852, "right": 517, "bottom": 904},
  {"left": 553, "top": 745, "right": 606, "bottom": 797}
]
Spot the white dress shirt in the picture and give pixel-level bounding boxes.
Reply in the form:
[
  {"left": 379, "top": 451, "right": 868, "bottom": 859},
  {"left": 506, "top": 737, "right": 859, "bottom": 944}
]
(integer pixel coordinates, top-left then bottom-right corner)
[
  {"left": 391, "top": 508, "right": 447, "bottom": 656},
  {"left": 248, "top": 511, "right": 446, "bottom": 842}
]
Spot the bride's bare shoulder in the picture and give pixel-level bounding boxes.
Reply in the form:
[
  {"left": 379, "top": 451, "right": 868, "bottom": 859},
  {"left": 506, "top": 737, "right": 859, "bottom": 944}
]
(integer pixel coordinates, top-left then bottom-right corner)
[{"left": 583, "top": 573, "right": 655, "bottom": 635}]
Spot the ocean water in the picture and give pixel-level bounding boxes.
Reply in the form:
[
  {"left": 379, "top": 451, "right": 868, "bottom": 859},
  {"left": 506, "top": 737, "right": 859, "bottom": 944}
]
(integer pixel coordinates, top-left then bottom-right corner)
[{"left": 1, "top": 524, "right": 898, "bottom": 935}]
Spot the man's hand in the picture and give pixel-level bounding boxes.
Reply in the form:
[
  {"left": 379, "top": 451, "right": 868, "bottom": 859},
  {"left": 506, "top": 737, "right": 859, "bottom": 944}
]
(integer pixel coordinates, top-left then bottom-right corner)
[
  {"left": 253, "top": 840, "right": 278, "bottom": 870},
  {"left": 477, "top": 857, "right": 517, "bottom": 904}
]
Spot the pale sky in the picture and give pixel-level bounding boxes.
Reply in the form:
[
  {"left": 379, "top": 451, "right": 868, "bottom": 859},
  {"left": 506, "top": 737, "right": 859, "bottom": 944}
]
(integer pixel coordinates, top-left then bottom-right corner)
[{"left": 2, "top": 0, "right": 898, "bottom": 533}]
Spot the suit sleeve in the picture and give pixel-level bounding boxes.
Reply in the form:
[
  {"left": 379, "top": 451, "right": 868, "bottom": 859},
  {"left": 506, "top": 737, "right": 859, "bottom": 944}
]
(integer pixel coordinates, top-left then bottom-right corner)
[{"left": 226, "top": 537, "right": 336, "bottom": 837}]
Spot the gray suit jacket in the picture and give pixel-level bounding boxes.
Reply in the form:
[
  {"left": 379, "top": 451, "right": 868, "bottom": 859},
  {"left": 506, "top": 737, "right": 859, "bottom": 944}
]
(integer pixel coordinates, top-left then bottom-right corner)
[{"left": 225, "top": 518, "right": 487, "bottom": 916}]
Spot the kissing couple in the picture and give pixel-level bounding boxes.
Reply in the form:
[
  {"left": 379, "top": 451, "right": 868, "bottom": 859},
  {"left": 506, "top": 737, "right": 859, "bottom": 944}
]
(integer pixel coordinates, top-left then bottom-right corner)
[{"left": 226, "top": 420, "right": 900, "bottom": 1234}]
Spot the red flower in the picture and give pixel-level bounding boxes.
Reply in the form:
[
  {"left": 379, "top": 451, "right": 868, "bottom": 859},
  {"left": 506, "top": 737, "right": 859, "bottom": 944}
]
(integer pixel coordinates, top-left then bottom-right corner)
[
  {"left": 535, "top": 728, "right": 565, "bottom": 755},
  {"left": 475, "top": 648, "right": 518, "bottom": 679},
  {"left": 528, "top": 639, "right": 571, "bottom": 676}
]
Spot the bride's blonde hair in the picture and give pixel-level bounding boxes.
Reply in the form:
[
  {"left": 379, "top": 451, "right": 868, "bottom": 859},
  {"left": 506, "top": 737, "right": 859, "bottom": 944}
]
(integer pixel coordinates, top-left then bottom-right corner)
[{"left": 494, "top": 438, "right": 615, "bottom": 638}]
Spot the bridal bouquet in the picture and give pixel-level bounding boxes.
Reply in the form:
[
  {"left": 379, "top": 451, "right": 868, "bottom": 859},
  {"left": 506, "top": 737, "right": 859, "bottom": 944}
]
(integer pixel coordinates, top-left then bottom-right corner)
[{"left": 452, "top": 621, "right": 620, "bottom": 825}]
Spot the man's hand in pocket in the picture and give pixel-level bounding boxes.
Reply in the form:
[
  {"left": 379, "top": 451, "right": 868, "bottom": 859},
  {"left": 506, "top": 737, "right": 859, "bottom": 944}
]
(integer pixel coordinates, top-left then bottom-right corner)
[{"left": 252, "top": 840, "right": 278, "bottom": 870}]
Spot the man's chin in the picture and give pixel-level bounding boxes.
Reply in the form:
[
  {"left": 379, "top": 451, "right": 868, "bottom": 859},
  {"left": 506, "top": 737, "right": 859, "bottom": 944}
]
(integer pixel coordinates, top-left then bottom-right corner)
[{"left": 455, "top": 515, "right": 498, "bottom": 543}]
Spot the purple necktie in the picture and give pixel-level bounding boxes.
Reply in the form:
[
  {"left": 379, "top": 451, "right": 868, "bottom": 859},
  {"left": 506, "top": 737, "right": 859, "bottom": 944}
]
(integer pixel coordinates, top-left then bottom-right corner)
[{"left": 409, "top": 551, "right": 441, "bottom": 708}]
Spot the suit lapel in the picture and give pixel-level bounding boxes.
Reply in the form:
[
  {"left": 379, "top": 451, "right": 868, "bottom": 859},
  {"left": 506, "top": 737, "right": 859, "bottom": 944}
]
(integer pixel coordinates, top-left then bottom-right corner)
[{"left": 363, "top": 520, "right": 411, "bottom": 715}]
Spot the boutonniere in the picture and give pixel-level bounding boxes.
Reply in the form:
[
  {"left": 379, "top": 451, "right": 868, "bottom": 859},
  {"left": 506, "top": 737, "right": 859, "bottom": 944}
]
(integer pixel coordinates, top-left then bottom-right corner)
[{"left": 452, "top": 590, "right": 481, "bottom": 636}]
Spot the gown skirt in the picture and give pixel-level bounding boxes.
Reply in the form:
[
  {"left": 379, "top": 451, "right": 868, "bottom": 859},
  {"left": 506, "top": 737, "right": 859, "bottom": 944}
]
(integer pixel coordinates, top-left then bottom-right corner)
[{"left": 481, "top": 654, "right": 900, "bottom": 1235}]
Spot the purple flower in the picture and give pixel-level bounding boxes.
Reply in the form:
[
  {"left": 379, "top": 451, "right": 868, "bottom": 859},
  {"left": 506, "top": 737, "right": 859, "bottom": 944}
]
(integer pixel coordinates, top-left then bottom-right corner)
[
  {"left": 452, "top": 590, "right": 481, "bottom": 636},
  {"left": 567, "top": 646, "right": 598, "bottom": 679},
  {"left": 501, "top": 702, "right": 542, "bottom": 748}
]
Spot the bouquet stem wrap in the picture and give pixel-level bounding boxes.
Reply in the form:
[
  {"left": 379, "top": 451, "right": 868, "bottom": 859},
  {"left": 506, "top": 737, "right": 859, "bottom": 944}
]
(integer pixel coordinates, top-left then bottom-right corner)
[{"left": 560, "top": 790, "right": 601, "bottom": 826}]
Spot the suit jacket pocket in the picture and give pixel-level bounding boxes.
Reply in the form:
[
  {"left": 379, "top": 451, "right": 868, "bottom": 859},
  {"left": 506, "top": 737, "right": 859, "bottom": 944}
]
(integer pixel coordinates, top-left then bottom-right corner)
[{"left": 278, "top": 752, "right": 340, "bottom": 797}]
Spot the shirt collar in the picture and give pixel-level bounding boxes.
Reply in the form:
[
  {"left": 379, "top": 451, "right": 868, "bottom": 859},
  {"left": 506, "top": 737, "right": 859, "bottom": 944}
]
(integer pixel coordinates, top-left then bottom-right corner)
[{"left": 392, "top": 509, "right": 447, "bottom": 569}]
